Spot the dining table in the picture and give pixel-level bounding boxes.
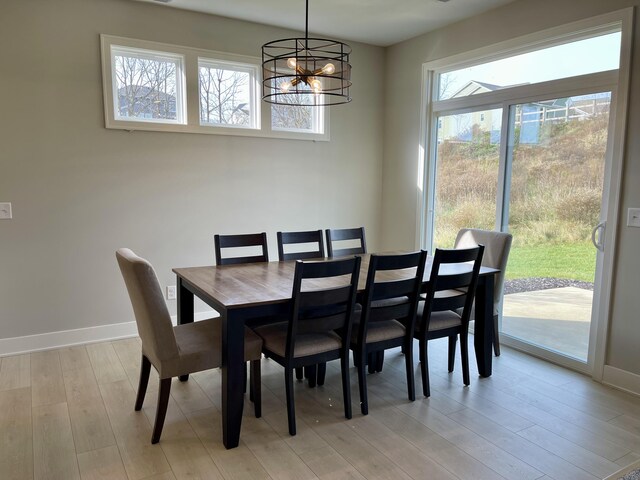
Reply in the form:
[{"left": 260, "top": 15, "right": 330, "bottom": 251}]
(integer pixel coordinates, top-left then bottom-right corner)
[{"left": 173, "top": 253, "right": 498, "bottom": 449}]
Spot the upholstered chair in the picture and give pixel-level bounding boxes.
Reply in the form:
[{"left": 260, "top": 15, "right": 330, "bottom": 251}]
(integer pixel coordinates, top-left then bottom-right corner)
[
  {"left": 116, "top": 248, "right": 262, "bottom": 444},
  {"left": 454, "top": 228, "right": 513, "bottom": 356}
]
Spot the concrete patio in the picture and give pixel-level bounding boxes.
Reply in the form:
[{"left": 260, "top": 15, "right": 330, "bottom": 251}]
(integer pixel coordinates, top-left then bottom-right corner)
[{"left": 501, "top": 286, "right": 594, "bottom": 361}]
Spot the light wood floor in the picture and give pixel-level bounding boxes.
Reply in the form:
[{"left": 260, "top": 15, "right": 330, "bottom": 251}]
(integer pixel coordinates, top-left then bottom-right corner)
[{"left": 1, "top": 336, "right": 639, "bottom": 480}]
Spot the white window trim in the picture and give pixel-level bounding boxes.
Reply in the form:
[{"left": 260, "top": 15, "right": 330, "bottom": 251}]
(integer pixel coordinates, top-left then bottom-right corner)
[
  {"left": 416, "top": 8, "right": 634, "bottom": 379},
  {"left": 100, "top": 35, "right": 330, "bottom": 141}
]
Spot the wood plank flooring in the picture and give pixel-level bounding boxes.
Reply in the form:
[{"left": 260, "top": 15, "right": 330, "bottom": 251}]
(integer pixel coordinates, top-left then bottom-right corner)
[{"left": 0, "top": 337, "right": 639, "bottom": 480}]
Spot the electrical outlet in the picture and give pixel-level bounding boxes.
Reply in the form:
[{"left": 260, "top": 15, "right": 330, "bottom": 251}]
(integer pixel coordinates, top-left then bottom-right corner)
[
  {"left": 628, "top": 208, "right": 640, "bottom": 228},
  {"left": 0, "top": 203, "right": 12, "bottom": 219},
  {"left": 166, "top": 285, "right": 177, "bottom": 300}
]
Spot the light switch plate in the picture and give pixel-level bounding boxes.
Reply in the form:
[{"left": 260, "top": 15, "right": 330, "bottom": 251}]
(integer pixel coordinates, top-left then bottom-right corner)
[
  {"left": 628, "top": 208, "right": 640, "bottom": 228},
  {"left": 0, "top": 203, "right": 11, "bottom": 219}
]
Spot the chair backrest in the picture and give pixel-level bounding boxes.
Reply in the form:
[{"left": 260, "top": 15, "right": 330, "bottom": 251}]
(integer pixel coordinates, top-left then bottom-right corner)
[
  {"left": 325, "top": 227, "right": 366, "bottom": 257},
  {"left": 277, "top": 230, "right": 325, "bottom": 261},
  {"left": 357, "top": 251, "right": 428, "bottom": 346},
  {"left": 214, "top": 232, "right": 269, "bottom": 265},
  {"left": 286, "top": 257, "right": 362, "bottom": 360},
  {"left": 420, "top": 246, "right": 484, "bottom": 332},
  {"left": 115, "top": 248, "right": 179, "bottom": 363},
  {"left": 454, "top": 228, "right": 512, "bottom": 314}
]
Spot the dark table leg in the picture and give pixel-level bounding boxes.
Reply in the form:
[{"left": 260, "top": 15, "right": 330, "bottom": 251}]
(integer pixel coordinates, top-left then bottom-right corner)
[
  {"left": 177, "top": 276, "right": 194, "bottom": 326},
  {"left": 177, "top": 276, "right": 194, "bottom": 382},
  {"left": 474, "top": 276, "right": 494, "bottom": 377},
  {"left": 222, "top": 308, "right": 245, "bottom": 449}
]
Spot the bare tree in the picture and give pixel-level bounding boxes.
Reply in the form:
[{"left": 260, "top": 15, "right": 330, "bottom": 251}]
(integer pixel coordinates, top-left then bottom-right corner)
[
  {"left": 199, "top": 67, "right": 250, "bottom": 126},
  {"left": 270, "top": 81, "right": 314, "bottom": 130},
  {"left": 439, "top": 72, "right": 457, "bottom": 99},
  {"left": 114, "top": 55, "right": 177, "bottom": 119},
  {"left": 453, "top": 113, "right": 472, "bottom": 140},
  {"left": 271, "top": 102, "right": 313, "bottom": 130}
]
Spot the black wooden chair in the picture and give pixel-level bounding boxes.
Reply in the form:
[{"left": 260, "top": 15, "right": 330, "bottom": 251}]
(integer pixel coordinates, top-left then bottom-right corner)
[
  {"left": 414, "top": 246, "right": 484, "bottom": 397},
  {"left": 325, "top": 227, "right": 366, "bottom": 257},
  {"left": 352, "top": 251, "right": 427, "bottom": 415},
  {"left": 277, "top": 229, "right": 326, "bottom": 385},
  {"left": 277, "top": 230, "right": 325, "bottom": 261},
  {"left": 254, "top": 257, "right": 361, "bottom": 435},
  {"left": 214, "top": 232, "right": 269, "bottom": 265},
  {"left": 326, "top": 227, "right": 387, "bottom": 371}
]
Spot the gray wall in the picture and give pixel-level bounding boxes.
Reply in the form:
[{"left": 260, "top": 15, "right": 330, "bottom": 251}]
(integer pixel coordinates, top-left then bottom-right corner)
[
  {"left": 381, "top": 0, "right": 640, "bottom": 375},
  {"left": 0, "top": 0, "right": 385, "bottom": 338}
]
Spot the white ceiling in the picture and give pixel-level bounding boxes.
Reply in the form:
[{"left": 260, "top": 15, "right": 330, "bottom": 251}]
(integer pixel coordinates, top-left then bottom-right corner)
[{"left": 136, "top": 0, "right": 519, "bottom": 47}]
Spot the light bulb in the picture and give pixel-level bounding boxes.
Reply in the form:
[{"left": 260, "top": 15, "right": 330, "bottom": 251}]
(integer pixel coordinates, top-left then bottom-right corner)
[
  {"left": 286, "top": 57, "right": 297, "bottom": 69},
  {"left": 280, "top": 81, "right": 292, "bottom": 93},
  {"left": 310, "top": 78, "right": 322, "bottom": 93},
  {"left": 321, "top": 63, "right": 335, "bottom": 75}
]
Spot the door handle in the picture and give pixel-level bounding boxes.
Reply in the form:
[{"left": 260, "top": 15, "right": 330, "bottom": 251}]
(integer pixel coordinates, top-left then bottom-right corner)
[{"left": 591, "top": 221, "right": 606, "bottom": 252}]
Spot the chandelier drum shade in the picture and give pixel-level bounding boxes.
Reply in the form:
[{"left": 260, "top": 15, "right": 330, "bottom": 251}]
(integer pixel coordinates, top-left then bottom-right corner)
[{"left": 261, "top": 1, "right": 352, "bottom": 106}]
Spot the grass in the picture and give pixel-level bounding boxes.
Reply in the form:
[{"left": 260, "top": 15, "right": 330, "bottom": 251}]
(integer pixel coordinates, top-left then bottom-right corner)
[{"left": 506, "top": 241, "right": 596, "bottom": 282}]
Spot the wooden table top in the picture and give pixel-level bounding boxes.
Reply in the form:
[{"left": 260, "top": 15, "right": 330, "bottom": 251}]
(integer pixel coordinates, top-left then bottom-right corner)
[{"left": 173, "top": 254, "right": 498, "bottom": 310}]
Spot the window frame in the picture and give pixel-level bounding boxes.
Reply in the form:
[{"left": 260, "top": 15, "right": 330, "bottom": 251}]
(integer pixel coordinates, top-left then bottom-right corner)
[
  {"left": 110, "top": 45, "right": 186, "bottom": 125},
  {"left": 100, "top": 35, "right": 330, "bottom": 141},
  {"left": 197, "top": 57, "right": 260, "bottom": 130}
]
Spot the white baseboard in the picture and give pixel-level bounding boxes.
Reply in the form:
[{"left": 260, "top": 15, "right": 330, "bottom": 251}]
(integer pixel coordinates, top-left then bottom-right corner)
[
  {"left": 602, "top": 365, "right": 640, "bottom": 397},
  {"left": 0, "top": 310, "right": 219, "bottom": 357}
]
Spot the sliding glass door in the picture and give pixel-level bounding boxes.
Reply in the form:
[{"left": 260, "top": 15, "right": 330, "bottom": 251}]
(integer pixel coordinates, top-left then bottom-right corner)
[
  {"left": 422, "top": 24, "right": 625, "bottom": 370},
  {"left": 501, "top": 94, "right": 611, "bottom": 361}
]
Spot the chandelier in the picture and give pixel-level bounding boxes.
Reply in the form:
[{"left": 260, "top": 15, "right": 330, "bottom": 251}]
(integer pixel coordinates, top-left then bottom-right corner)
[{"left": 261, "top": 0, "right": 352, "bottom": 106}]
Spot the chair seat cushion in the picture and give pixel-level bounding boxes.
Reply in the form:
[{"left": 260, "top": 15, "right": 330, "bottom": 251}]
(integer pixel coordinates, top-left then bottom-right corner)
[
  {"left": 156, "top": 318, "right": 262, "bottom": 379},
  {"left": 254, "top": 322, "right": 342, "bottom": 358},
  {"left": 416, "top": 303, "right": 463, "bottom": 332},
  {"left": 351, "top": 319, "right": 405, "bottom": 345}
]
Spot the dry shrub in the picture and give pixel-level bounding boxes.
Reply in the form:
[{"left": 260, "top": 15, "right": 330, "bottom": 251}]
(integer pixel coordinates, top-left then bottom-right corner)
[
  {"left": 434, "top": 113, "right": 608, "bottom": 250},
  {"left": 556, "top": 189, "right": 602, "bottom": 225},
  {"left": 449, "top": 201, "right": 495, "bottom": 231}
]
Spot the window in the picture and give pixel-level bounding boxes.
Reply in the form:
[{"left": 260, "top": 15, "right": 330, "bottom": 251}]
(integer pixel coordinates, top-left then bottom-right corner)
[
  {"left": 198, "top": 59, "right": 259, "bottom": 129},
  {"left": 101, "top": 35, "right": 329, "bottom": 140},
  {"left": 269, "top": 80, "right": 324, "bottom": 134},
  {"left": 111, "top": 46, "right": 185, "bottom": 124},
  {"left": 438, "top": 32, "right": 621, "bottom": 100},
  {"left": 272, "top": 101, "right": 323, "bottom": 134}
]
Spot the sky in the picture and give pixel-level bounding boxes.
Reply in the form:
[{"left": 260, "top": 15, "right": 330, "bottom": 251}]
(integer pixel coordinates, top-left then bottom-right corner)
[{"left": 440, "top": 32, "right": 621, "bottom": 99}]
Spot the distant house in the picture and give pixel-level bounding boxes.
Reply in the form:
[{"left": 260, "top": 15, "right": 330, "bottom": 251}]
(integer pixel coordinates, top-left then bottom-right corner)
[
  {"left": 438, "top": 81, "right": 610, "bottom": 145},
  {"left": 438, "top": 81, "right": 505, "bottom": 143},
  {"left": 117, "top": 86, "right": 177, "bottom": 120}
]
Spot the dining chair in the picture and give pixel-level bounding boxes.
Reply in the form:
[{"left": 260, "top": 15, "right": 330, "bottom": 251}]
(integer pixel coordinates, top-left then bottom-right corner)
[
  {"left": 325, "top": 227, "right": 366, "bottom": 257},
  {"left": 454, "top": 228, "right": 512, "bottom": 356},
  {"left": 326, "top": 227, "right": 384, "bottom": 371},
  {"left": 214, "top": 232, "right": 269, "bottom": 265},
  {"left": 277, "top": 230, "right": 325, "bottom": 261},
  {"left": 352, "top": 250, "right": 427, "bottom": 415},
  {"left": 253, "top": 256, "right": 361, "bottom": 435},
  {"left": 277, "top": 229, "right": 326, "bottom": 385},
  {"left": 414, "top": 245, "right": 484, "bottom": 397},
  {"left": 116, "top": 248, "right": 263, "bottom": 444}
]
